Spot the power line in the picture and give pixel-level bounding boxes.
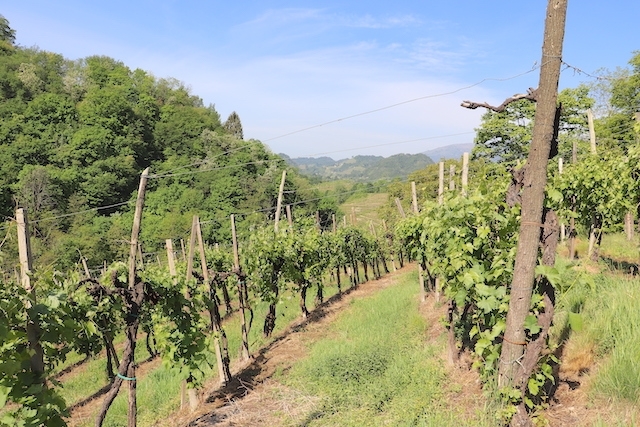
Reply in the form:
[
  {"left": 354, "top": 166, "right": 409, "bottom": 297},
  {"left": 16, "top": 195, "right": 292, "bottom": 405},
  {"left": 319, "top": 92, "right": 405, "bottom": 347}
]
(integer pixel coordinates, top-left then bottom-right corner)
[
  {"left": 31, "top": 201, "right": 134, "bottom": 224},
  {"left": 262, "top": 63, "right": 545, "bottom": 143}
]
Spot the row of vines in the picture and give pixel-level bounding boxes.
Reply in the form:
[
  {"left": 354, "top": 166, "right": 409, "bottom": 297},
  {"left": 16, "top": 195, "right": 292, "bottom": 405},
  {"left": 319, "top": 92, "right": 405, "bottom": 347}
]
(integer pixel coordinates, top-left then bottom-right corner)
[
  {"left": 395, "top": 142, "right": 640, "bottom": 423},
  {"left": 0, "top": 182, "right": 403, "bottom": 427}
]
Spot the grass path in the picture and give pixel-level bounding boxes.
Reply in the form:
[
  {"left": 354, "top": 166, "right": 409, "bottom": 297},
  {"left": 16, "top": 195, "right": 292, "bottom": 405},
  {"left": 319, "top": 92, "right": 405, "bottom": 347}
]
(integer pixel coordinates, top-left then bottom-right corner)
[{"left": 173, "top": 265, "right": 494, "bottom": 427}]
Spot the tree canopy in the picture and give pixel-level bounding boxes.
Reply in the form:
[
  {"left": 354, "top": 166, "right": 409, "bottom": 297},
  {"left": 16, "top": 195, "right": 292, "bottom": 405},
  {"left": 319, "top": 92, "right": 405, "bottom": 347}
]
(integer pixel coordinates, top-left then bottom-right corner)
[
  {"left": 472, "top": 86, "right": 594, "bottom": 165},
  {"left": 0, "top": 17, "right": 336, "bottom": 271}
]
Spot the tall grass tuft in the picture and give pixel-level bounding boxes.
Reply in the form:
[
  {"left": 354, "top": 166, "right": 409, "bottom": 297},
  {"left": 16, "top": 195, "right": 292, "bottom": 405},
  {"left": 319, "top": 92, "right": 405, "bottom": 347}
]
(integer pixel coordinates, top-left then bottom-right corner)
[{"left": 558, "top": 270, "right": 640, "bottom": 405}]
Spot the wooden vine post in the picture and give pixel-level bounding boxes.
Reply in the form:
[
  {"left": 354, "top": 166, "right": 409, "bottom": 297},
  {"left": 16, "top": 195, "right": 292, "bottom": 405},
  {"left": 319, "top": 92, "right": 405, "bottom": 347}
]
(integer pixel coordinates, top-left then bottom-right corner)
[
  {"left": 231, "top": 214, "right": 250, "bottom": 361},
  {"left": 498, "top": 0, "right": 567, "bottom": 401},
  {"left": 165, "top": 239, "right": 177, "bottom": 278},
  {"left": 395, "top": 198, "right": 406, "bottom": 218},
  {"left": 286, "top": 204, "right": 293, "bottom": 230},
  {"left": 96, "top": 167, "right": 149, "bottom": 427},
  {"left": 411, "top": 182, "right": 426, "bottom": 302},
  {"left": 449, "top": 164, "right": 456, "bottom": 190},
  {"left": 16, "top": 208, "right": 45, "bottom": 384},
  {"left": 587, "top": 108, "right": 596, "bottom": 155},
  {"left": 274, "top": 170, "right": 286, "bottom": 232},
  {"left": 436, "top": 163, "right": 445, "bottom": 302},
  {"left": 461, "top": 152, "right": 469, "bottom": 196}
]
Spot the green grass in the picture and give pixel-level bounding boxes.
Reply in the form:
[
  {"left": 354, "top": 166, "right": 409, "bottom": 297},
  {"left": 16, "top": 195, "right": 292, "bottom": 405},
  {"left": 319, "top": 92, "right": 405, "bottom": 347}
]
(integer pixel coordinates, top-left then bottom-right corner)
[
  {"left": 282, "top": 269, "right": 496, "bottom": 426},
  {"left": 340, "top": 192, "right": 389, "bottom": 224},
  {"left": 555, "top": 265, "right": 640, "bottom": 407}
]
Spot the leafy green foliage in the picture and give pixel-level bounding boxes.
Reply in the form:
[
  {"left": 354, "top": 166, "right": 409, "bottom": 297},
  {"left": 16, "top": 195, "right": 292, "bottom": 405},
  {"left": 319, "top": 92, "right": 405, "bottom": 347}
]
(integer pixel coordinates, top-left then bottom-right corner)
[
  {"left": 0, "top": 16, "right": 336, "bottom": 272},
  {"left": 551, "top": 150, "right": 639, "bottom": 233},
  {"left": 0, "top": 274, "right": 84, "bottom": 427},
  {"left": 473, "top": 87, "right": 594, "bottom": 165}
]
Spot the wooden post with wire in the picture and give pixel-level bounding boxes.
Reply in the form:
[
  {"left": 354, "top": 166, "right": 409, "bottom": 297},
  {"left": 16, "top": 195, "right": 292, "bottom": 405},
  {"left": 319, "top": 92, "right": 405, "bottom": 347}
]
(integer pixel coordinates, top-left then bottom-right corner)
[
  {"left": 195, "top": 217, "right": 231, "bottom": 387},
  {"left": 461, "top": 152, "right": 469, "bottom": 196},
  {"left": 286, "top": 204, "right": 293, "bottom": 230},
  {"left": 274, "top": 170, "right": 287, "bottom": 232},
  {"left": 411, "top": 182, "right": 426, "bottom": 302},
  {"left": 449, "top": 164, "right": 456, "bottom": 191},
  {"left": 16, "top": 208, "right": 45, "bottom": 383}
]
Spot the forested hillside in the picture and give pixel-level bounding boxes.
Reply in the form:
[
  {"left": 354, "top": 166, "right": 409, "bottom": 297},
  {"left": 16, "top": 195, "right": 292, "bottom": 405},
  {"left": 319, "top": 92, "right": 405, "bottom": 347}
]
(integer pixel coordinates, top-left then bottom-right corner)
[
  {"left": 283, "top": 152, "right": 434, "bottom": 181},
  {"left": 0, "top": 17, "right": 336, "bottom": 271}
]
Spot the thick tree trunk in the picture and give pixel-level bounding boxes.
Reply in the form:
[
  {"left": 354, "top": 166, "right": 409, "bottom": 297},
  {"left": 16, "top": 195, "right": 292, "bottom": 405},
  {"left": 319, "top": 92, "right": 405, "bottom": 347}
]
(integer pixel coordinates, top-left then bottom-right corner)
[
  {"left": 300, "top": 284, "right": 309, "bottom": 319},
  {"left": 220, "top": 280, "right": 233, "bottom": 315},
  {"left": 315, "top": 282, "right": 324, "bottom": 306},
  {"left": 499, "top": 0, "right": 567, "bottom": 389},
  {"left": 263, "top": 283, "right": 279, "bottom": 337}
]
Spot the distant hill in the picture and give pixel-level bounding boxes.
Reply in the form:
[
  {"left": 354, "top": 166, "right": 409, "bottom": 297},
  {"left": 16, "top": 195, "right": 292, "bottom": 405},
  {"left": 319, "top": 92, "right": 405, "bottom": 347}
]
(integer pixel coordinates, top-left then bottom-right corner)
[
  {"left": 282, "top": 153, "right": 434, "bottom": 182},
  {"left": 422, "top": 143, "right": 474, "bottom": 161}
]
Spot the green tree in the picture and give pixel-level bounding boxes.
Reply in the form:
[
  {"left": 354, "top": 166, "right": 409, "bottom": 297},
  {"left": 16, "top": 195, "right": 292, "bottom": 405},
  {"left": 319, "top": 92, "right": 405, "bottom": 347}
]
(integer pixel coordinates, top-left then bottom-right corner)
[
  {"left": 223, "top": 111, "right": 243, "bottom": 139},
  {"left": 0, "top": 14, "right": 16, "bottom": 53},
  {"left": 473, "top": 87, "right": 594, "bottom": 165}
]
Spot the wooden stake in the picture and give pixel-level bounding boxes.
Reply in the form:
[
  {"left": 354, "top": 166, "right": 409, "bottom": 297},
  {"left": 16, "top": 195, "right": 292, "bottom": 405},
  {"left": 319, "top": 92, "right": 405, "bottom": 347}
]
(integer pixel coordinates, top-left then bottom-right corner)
[
  {"left": 165, "top": 239, "right": 177, "bottom": 278},
  {"left": 185, "top": 216, "right": 198, "bottom": 282},
  {"left": 449, "top": 164, "right": 456, "bottom": 191},
  {"left": 16, "top": 208, "right": 45, "bottom": 379},
  {"left": 286, "top": 204, "right": 293, "bottom": 230},
  {"left": 274, "top": 170, "right": 286, "bottom": 232},
  {"left": 180, "top": 239, "right": 187, "bottom": 262},
  {"left": 195, "top": 217, "right": 230, "bottom": 386},
  {"left": 438, "top": 162, "right": 445, "bottom": 205},
  {"left": 410, "top": 186, "right": 426, "bottom": 302},
  {"left": 332, "top": 213, "right": 336, "bottom": 233},
  {"left": 82, "top": 257, "right": 91, "bottom": 279},
  {"left": 395, "top": 198, "right": 406, "bottom": 218},
  {"left": 125, "top": 167, "right": 149, "bottom": 427},
  {"left": 587, "top": 108, "right": 596, "bottom": 155},
  {"left": 411, "top": 182, "right": 419, "bottom": 213},
  {"left": 461, "top": 152, "right": 469, "bottom": 196}
]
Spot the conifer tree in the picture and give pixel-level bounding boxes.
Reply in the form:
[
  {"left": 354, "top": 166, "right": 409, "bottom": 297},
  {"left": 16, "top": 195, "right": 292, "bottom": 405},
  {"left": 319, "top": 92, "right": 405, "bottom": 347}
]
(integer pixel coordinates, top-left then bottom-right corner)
[{"left": 223, "top": 111, "right": 244, "bottom": 139}]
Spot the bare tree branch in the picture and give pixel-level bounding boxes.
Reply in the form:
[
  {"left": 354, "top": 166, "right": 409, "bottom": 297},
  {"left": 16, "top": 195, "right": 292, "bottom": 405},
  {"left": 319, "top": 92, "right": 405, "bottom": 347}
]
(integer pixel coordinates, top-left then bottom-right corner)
[{"left": 461, "top": 87, "right": 538, "bottom": 112}]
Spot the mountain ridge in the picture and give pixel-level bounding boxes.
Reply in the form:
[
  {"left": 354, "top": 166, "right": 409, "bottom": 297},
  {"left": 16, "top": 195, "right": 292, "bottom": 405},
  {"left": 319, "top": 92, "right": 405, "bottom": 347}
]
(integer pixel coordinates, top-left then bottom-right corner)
[{"left": 282, "top": 143, "right": 474, "bottom": 181}]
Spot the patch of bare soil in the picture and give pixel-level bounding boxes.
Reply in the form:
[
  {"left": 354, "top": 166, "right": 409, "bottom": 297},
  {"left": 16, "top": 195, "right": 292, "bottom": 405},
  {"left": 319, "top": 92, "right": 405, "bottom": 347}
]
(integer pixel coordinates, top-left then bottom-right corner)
[
  {"left": 164, "top": 265, "right": 413, "bottom": 427},
  {"left": 543, "top": 352, "right": 640, "bottom": 426}
]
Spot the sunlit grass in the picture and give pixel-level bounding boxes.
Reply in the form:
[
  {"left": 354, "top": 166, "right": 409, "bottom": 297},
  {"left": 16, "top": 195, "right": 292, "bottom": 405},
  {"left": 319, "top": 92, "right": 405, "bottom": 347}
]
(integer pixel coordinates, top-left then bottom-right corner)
[{"left": 283, "top": 269, "right": 496, "bottom": 426}]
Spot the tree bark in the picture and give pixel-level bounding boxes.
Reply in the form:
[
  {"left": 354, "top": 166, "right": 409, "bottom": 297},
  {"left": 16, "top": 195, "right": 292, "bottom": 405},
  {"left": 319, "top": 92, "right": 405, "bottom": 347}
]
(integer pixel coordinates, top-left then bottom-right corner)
[{"left": 498, "top": 0, "right": 568, "bottom": 389}]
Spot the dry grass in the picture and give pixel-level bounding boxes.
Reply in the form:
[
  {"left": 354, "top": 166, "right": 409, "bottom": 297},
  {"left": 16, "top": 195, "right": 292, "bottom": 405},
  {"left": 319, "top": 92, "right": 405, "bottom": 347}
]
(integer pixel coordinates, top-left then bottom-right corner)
[{"left": 340, "top": 192, "right": 389, "bottom": 224}]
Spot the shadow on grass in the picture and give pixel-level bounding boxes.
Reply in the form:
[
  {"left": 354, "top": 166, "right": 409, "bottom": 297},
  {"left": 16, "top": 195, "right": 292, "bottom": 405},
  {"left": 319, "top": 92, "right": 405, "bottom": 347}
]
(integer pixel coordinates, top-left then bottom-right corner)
[
  {"left": 600, "top": 256, "right": 639, "bottom": 275},
  {"left": 186, "top": 286, "right": 361, "bottom": 427}
]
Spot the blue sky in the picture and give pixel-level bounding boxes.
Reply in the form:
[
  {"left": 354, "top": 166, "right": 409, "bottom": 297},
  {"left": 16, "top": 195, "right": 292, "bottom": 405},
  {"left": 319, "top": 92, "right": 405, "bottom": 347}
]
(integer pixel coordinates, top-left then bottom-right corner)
[{"left": 3, "top": 1, "right": 639, "bottom": 159}]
